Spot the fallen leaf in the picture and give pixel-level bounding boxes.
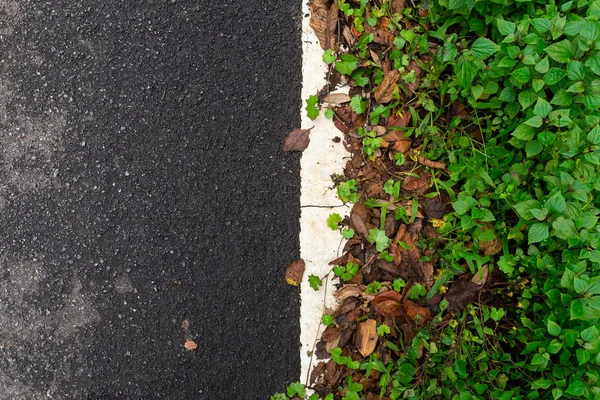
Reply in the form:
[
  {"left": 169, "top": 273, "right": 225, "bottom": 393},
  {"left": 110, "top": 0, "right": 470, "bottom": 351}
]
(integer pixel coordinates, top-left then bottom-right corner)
[
  {"left": 324, "top": 93, "right": 351, "bottom": 105},
  {"left": 392, "top": 140, "right": 412, "bottom": 153},
  {"left": 386, "top": 109, "right": 411, "bottom": 128},
  {"left": 285, "top": 259, "right": 305, "bottom": 286},
  {"left": 401, "top": 172, "right": 430, "bottom": 192},
  {"left": 445, "top": 272, "right": 483, "bottom": 314},
  {"left": 418, "top": 155, "right": 446, "bottom": 169},
  {"left": 403, "top": 299, "right": 431, "bottom": 325},
  {"left": 391, "top": 0, "right": 405, "bottom": 14},
  {"left": 184, "top": 340, "right": 198, "bottom": 351},
  {"left": 374, "top": 70, "right": 400, "bottom": 104},
  {"left": 480, "top": 233, "right": 502, "bottom": 256},
  {"left": 310, "top": 0, "right": 338, "bottom": 51},
  {"left": 350, "top": 210, "right": 369, "bottom": 239},
  {"left": 355, "top": 319, "right": 378, "bottom": 357},
  {"left": 422, "top": 198, "right": 448, "bottom": 219},
  {"left": 471, "top": 264, "right": 489, "bottom": 286},
  {"left": 283, "top": 128, "right": 311, "bottom": 152}
]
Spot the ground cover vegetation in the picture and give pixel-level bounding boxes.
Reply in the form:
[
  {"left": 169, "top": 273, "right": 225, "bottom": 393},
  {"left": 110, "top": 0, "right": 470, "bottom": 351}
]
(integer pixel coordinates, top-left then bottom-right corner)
[{"left": 276, "top": 0, "right": 600, "bottom": 398}]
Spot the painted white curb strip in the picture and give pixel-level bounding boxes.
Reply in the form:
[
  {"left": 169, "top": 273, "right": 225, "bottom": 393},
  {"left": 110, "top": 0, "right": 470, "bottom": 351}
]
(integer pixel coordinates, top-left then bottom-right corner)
[{"left": 299, "top": 1, "right": 351, "bottom": 385}]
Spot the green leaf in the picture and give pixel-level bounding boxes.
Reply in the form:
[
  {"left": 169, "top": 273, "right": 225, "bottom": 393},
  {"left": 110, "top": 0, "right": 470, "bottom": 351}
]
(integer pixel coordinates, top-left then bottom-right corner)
[
  {"left": 478, "top": 229, "right": 496, "bottom": 241},
  {"left": 377, "top": 324, "right": 391, "bottom": 336},
  {"left": 323, "top": 49, "right": 335, "bottom": 65},
  {"left": 342, "top": 228, "right": 355, "bottom": 239},
  {"left": 547, "top": 319, "right": 562, "bottom": 336},
  {"left": 497, "top": 19, "right": 516, "bottom": 35},
  {"left": 367, "top": 228, "right": 391, "bottom": 252},
  {"left": 579, "top": 20, "right": 600, "bottom": 52},
  {"left": 490, "top": 307, "right": 504, "bottom": 321},
  {"left": 567, "top": 60, "right": 586, "bottom": 80},
  {"left": 544, "top": 68, "right": 567, "bottom": 85},
  {"left": 529, "top": 223, "right": 550, "bottom": 244},
  {"left": 534, "top": 98, "right": 552, "bottom": 118},
  {"left": 552, "top": 216, "right": 577, "bottom": 239},
  {"left": 287, "top": 382, "right": 306, "bottom": 398},
  {"left": 525, "top": 116, "right": 543, "bottom": 127},
  {"left": 531, "top": 18, "right": 551, "bottom": 33},
  {"left": 587, "top": 125, "right": 600, "bottom": 144},
  {"left": 515, "top": 200, "right": 541, "bottom": 220},
  {"left": 512, "top": 67, "right": 531, "bottom": 84},
  {"left": 452, "top": 196, "right": 477, "bottom": 215},
  {"left": 335, "top": 54, "right": 359, "bottom": 75},
  {"left": 545, "top": 192, "right": 566, "bottom": 214},
  {"left": 321, "top": 314, "right": 334, "bottom": 326},
  {"left": 566, "top": 381, "right": 585, "bottom": 396},
  {"left": 455, "top": 56, "right": 479, "bottom": 89},
  {"left": 350, "top": 95, "right": 367, "bottom": 114},
  {"left": 471, "top": 38, "right": 498, "bottom": 59},
  {"left": 530, "top": 207, "right": 548, "bottom": 220},
  {"left": 580, "top": 325, "right": 599, "bottom": 341},
  {"left": 586, "top": 52, "right": 600, "bottom": 76},
  {"left": 512, "top": 123, "right": 535, "bottom": 140},
  {"left": 518, "top": 90, "right": 538, "bottom": 110},
  {"left": 545, "top": 40, "right": 574, "bottom": 63},
  {"left": 306, "top": 95, "right": 319, "bottom": 120},
  {"left": 576, "top": 348, "right": 590, "bottom": 365},
  {"left": 529, "top": 79, "right": 543, "bottom": 94},
  {"left": 547, "top": 339, "right": 563, "bottom": 354},
  {"left": 308, "top": 275, "right": 323, "bottom": 291},
  {"left": 499, "top": 87, "right": 516, "bottom": 102},
  {"left": 536, "top": 56, "right": 550, "bottom": 73},
  {"left": 327, "top": 213, "right": 342, "bottom": 230}
]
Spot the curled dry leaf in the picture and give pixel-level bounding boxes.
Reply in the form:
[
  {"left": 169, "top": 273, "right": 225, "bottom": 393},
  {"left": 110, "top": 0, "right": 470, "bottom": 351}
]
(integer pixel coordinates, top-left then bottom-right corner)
[
  {"left": 418, "top": 155, "right": 446, "bottom": 169},
  {"left": 355, "top": 319, "right": 378, "bottom": 357},
  {"left": 374, "top": 70, "right": 400, "bottom": 104},
  {"left": 184, "top": 340, "right": 198, "bottom": 351},
  {"left": 310, "top": 0, "right": 338, "bottom": 51},
  {"left": 283, "top": 128, "right": 311, "bottom": 152},
  {"left": 480, "top": 233, "right": 502, "bottom": 256},
  {"left": 324, "top": 93, "right": 351, "bottom": 105},
  {"left": 285, "top": 259, "right": 305, "bottom": 286}
]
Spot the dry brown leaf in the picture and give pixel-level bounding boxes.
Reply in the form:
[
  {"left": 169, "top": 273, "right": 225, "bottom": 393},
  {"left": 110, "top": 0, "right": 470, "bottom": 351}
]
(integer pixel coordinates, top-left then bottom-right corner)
[
  {"left": 392, "top": 140, "right": 412, "bottom": 153},
  {"left": 355, "top": 319, "right": 378, "bottom": 357},
  {"left": 350, "top": 211, "right": 369, "bottom": 239},
  {"left": 391, "top": 0, "right": 405, "bottom": 14},
  {"left": 480, "top": 232, "right": 502, "bottom": 256},
  {"left": 283, "top": 128, "right": 311, "bottom": 152},
  {"left": 471, "top": 264, "right": 489, "bottom": 286},
  {"left": 184, "top": 340, "right": 198, "bottom": 351},
  {"left": 374, "top": 70, "right": 399, "bottom": 104},
  {"left": 401, "top": 172, "right": 430, "bottom": 191},
  {"left": 386, "top": 109, "right": 411, "bottom": 128},
  {"left": 285, "top": 259, "right": 305, "bottom": 286},
  {"left": 333, "top": 284, "right": 367, "bottom": 303},
  {"left": 310, "top": 0, "right": 338, "bottom": 51},
  {"left": 445, "top": 273, "right": 484, "bottom": 314},
  {"left": 324, "top": 93, "right": 351, "bottom": 105},
  {"left": 418, "top": 155, "right": 446, "bottom": 169},
  {"left": 403, "top": 299, "right": 431, "bottom": 325}
]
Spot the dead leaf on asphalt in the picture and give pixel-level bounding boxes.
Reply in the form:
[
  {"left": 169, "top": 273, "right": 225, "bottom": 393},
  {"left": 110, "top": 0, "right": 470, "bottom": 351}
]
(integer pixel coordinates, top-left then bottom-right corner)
[
  {"left": 285, "top": 259, "right": 305, "bottom": 286},
  {"left": 283, "top": 128, "right": 311, "bottom": 152},
  {"left": 310, "top": 0, "right": 338, "bottom": 51},
  {"left": 184, "top": 340, "right": 198, "bottom": 351},
  {"left": 355, "top": 319, "right": 378, "bottom": 357},
  {"left": 374, "top": 70, "right": 399, "bottom": 104}
]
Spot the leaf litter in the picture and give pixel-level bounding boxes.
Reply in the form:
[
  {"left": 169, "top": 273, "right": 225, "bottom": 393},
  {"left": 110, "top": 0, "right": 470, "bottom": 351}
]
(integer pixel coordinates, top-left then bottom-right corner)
[{"left": 296, "top": 1, "right": 513, "bottom": 398}]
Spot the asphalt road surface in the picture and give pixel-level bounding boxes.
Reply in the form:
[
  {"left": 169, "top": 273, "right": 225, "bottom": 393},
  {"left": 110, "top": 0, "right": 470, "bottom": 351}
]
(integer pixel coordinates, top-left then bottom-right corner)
[{"left": 0, "top": 1, "right": 302, "bottom": 398}]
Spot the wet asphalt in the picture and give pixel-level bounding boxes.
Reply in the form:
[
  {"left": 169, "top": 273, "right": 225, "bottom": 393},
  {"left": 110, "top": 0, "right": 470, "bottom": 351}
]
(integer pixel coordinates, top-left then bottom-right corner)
[{"left": 0, "top": 1, "right": 302, "bottom": 398}]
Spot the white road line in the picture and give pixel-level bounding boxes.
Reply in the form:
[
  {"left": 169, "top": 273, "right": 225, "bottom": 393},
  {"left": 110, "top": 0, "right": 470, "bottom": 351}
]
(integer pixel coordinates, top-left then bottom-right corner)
[{"left": 299, "top": 1, "right": 351, "bottom": 386}]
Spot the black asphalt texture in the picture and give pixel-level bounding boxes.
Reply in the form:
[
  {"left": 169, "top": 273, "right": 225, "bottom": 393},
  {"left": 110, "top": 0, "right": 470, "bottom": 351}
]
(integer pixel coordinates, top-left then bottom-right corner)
[{"left": 0, "top": 1, "right": 302, "bottom": 398}]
